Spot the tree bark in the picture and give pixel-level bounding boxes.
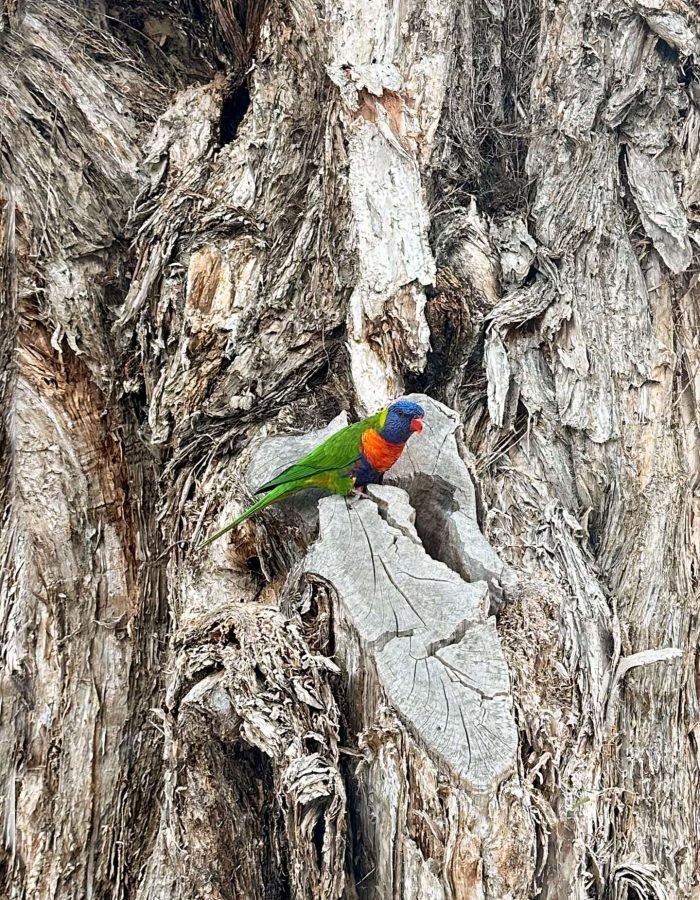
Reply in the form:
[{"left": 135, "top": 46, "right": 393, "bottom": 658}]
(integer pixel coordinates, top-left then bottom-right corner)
[{"left": 2, "top": 0, "right": 700, "bottom": 898}]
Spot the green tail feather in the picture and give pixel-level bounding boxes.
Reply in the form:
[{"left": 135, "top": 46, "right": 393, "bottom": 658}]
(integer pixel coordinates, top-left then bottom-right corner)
[{"left": 199, "top": 482, "right": 303, "bottom": 549}]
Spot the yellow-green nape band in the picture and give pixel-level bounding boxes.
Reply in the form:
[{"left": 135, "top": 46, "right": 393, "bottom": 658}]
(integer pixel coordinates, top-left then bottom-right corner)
[{"left": 378, "top": 407, "right": 388, "bottom": 427}]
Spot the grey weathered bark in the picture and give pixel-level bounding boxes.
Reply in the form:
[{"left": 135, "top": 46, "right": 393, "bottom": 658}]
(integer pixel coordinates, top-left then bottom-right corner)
[{"left": 2, "top": 0, "right": 700, "bottom": 898}]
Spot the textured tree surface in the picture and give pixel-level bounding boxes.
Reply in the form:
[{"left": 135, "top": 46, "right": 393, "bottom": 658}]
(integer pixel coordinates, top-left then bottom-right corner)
[{"left": 2, "top": 0, "right": 700, "bottom": 898}]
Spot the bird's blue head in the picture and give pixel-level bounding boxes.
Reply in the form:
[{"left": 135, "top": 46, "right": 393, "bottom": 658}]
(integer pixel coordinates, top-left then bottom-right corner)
[{"left": 381, "top": 399, "right": 425, "bottom": 444}]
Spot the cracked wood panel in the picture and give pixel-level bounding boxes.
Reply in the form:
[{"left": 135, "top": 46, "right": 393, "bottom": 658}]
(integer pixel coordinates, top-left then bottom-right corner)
[{"left": 305, "top": 496, "right": 514, "bottom": 794}]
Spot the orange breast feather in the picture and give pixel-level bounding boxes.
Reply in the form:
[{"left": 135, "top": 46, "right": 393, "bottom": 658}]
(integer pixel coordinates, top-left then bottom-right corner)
[{"left": 361, "top": 429, "right": 405, "bottom": 473}]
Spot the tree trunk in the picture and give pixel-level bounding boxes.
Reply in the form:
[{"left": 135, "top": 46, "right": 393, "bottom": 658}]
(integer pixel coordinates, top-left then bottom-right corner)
[{"left": 2, "top": 0, "right": 699, "bottom": 898}]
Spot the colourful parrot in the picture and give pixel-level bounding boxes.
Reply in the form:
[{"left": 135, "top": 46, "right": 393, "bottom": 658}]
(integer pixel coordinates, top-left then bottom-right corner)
[{"left": 200, "top": 398, "right": 425, "bottom": 547}]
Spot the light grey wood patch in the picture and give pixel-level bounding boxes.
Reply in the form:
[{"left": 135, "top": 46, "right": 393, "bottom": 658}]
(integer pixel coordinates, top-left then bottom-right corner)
[{"left": 306, "top": 488, "right": 516, "bottom": 791}]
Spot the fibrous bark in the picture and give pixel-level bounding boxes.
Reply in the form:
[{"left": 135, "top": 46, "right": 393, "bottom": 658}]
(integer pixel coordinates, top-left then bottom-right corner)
[{"left": 2, "top": 0, "right": 700, "bottom": 898}]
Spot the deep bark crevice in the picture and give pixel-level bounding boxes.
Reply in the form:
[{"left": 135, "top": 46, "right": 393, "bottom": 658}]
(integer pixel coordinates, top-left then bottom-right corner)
[{"left": 220, "top": 82, "right": 251, "bottom": 144}]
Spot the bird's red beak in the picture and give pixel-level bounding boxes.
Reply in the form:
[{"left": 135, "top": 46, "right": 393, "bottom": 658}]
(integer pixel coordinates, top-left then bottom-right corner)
[{"left": 410, "top": 417, "right": 424, "bottom": 433}]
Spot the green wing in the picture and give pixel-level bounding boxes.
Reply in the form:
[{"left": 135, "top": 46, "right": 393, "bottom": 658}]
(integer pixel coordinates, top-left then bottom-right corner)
[
  {"left": 199, "top": 407, "right": 388, "bottom": 548},
  {"left": 255, "top": 409, "right": 385, "bottom": 494}
]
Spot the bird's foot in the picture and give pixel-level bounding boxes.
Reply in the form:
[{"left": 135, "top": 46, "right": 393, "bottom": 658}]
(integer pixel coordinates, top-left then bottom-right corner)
[{"left": 351, "top": 486, "right": 367, "bottom": 496}]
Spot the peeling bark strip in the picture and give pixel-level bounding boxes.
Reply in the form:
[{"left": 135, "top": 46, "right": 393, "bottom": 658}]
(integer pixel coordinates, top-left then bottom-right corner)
[
  {"left": 3, "top": 0, "right": 700, "bottom": 897},
  {"left": 326, "top": 0, "right": 460, "bottom": 410}
]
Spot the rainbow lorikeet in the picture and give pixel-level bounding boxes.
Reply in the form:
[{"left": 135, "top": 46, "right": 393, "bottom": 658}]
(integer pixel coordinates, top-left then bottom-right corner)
[{"left": 200, "top": 398, "right": 425, "bottom": 547}]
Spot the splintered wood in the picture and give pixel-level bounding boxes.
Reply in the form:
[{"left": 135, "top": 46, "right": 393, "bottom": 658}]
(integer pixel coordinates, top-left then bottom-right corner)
[{"left": 305, "top": 397, "right": 517, "bottom": 791}]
